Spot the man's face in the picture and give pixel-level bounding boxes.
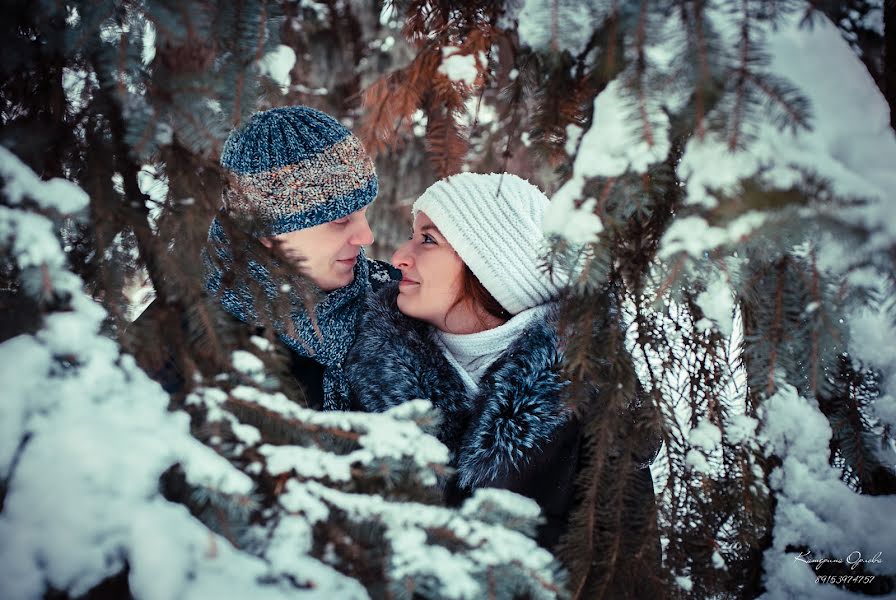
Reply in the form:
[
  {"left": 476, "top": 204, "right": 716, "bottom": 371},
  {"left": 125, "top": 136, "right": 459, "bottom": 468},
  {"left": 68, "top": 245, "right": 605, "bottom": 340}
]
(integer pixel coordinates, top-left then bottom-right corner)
[{"left": 260, "top": 207, "right": 374, "bottom": 292}]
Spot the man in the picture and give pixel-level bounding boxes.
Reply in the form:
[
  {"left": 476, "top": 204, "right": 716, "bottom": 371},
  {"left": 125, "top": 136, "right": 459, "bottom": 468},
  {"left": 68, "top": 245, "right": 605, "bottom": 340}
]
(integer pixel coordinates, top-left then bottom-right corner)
[{"left": 135, "top": 106, "right": 397, "bottom": 410}]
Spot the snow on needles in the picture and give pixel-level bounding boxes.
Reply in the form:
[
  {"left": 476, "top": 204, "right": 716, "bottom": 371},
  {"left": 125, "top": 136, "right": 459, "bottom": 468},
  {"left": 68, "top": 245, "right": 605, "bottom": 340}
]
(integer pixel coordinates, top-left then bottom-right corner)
[
  {"left": 302, "top": 482, "right": 560, "bottom": 600},
  {"left": 677, "top": 9, "right": 896, "bottom": 246},
  {"left": 545, "top": 78, "right": 670, "bottom": 245},
  {"left": 758, "top": 383, "right": 896, "bottom": 599},
  {"left": 0, "top": 148, "right": 365, "bottom": 599},
  {"left": 0, "top": 145, "right": 89, "bottom": 214},
  {"left": 512, "top": 0, "right": 603, "bottom": 57}
]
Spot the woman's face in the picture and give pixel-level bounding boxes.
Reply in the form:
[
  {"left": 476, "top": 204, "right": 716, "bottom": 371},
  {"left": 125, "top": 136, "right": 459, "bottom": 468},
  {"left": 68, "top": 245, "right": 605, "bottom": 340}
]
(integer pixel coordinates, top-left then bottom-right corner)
[{"left": 391, "top": 212, "right": 483, "bottom": 333}]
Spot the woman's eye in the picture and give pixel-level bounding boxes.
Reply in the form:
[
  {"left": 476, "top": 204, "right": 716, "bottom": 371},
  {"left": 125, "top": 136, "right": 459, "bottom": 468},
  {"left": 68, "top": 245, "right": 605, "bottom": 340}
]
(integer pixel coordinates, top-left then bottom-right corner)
[{"left": 422, "top": 233, "right": 436, "bottom": 244}]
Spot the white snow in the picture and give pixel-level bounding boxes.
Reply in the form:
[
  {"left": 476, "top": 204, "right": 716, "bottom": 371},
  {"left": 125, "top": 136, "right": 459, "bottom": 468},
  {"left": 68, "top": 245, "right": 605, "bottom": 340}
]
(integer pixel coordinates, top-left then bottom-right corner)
[
  {"left": 259, "top": 44, "right": 297, "bottom": 92},
  {"left": 695, "top": 271, "right": 735, "bottom": 337},
  {"left": 575, "top": 79, "right": 671, "bottom": 178},
  {"left": 679, "top": 8, "right": 896, "bottom": 248},
  {"left": 0, "top": 149, "right": 378, "bottom": 599},
  {"left": 564, "top": 123, "right": 583, "bottom": 156},
  {"left": 660, "top": 213, "right": 767, "bottom": 259},
  {"left": 543, "top": 191, "right": 603, "bottom": 245},
  {"left": 438, "top": 47, "right": 479, "bottom": 86},
  {"left": 232, "top": 349, "right": 266, "bottom": 384},
  {"left": 300, "top": 481, "right": 561, "bottom": 600},
  {"left": 725, "top": 414, "right": 759, "bottom": 446},
  {"left": 847, "top": 291, "right": 896, "bottom": 431},
  {"left": 0, "top": 146, "right": 89, "bottom": 214},
  {"left": 685, "top": 449, "right": 711, "bottom": 474},
  {"left": 544, "top": 75, "right": 670, "bottom": 246},
  {"left": 758, "top": 383, "right": 896, "bottom": 598},
  {"left": 513, "top": 0, "right": 600, "bottom": 57},
  {"left": 688, "top": 419, "right": 722, "bottom": 452}
]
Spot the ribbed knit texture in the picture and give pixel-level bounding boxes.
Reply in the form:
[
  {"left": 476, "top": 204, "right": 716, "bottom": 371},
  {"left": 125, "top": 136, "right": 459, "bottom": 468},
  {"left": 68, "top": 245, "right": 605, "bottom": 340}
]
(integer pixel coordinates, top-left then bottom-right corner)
[
  {"left": 221, "top": 106, "right": 377, "bottom": 237},
  {"left": 412, "top": 172, "right": 562, "bottom": 314},
  {"left": 437, "top": 304, "right": 552, "bottom": 392}
]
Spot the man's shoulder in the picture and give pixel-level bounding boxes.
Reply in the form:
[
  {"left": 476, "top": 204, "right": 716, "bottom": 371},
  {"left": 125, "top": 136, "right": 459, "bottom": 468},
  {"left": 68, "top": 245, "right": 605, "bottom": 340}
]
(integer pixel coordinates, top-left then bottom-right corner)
[{"left": 365, "top": 258, "right": 401, "bottom": 291}]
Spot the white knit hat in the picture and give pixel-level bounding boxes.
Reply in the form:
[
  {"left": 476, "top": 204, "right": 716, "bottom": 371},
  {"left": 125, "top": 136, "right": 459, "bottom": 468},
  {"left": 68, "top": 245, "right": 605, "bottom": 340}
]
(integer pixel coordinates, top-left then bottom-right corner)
[{"left": 412, "top": 172, "right": 562, "bottom": 315}]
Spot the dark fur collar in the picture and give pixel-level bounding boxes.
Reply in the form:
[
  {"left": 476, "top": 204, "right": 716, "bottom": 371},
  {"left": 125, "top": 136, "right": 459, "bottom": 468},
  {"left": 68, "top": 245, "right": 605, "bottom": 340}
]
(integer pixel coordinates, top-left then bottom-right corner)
[{"left": 346, "top": 283, "right": 571, "bottom": 490}]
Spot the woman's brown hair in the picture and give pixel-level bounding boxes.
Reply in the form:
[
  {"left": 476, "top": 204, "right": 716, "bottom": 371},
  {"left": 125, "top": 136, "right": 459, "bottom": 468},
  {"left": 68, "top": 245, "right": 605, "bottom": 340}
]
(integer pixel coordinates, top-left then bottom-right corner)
[{"left": 449, "top": 264, "right": 511, "bottom": 325}]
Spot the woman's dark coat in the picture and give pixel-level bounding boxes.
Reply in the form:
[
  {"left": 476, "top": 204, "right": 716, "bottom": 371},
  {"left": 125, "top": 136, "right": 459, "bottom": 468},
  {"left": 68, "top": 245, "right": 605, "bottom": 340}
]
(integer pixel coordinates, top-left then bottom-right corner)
[{"left": 346, "top": 284, "right": 658, "bottom": 550}]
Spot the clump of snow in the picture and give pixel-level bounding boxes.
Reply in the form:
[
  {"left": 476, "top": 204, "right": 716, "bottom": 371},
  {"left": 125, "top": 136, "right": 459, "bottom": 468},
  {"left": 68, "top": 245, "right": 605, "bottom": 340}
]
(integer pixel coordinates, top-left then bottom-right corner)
[
  {"left": 258, "top": 44, "right": 296, "bottom": 92},
  {"left": 564, "top": 123, "right": 583, "bottom": 156},
  {"left": 575, "top": 79, "right": 671, "bottom": 178},
  {"left": 513, "top": 0, "right": 601, "bottom": 57},
  {"left": 460, "top": 487, "right": 541, "bottom": 521},
  {"left": 544, "top": 77, "right": 671, "bottom": 246},
  {"left": 260, "top": 444, "right": 356, "bottom": 481},
  {"left": 250, "top": 335, "right": 273, "bottom": 352},
  {"left": 659, "top": 213, "right": 767, "bottom": 259},
  {"left": 679, "top": 9, "right": 896, "bottom": 246},
  {"left": 758, "top": 383, "right": 896, "bottom": 597},
  {"left": 0, "top": 145, "right": 89, "bottom": 214},
  {"left": 676, "top": 574, "right": 694, "bottom": 591},
  {"left": 695, "top": 271, "right": 735, "bottom": 337},
  {"left": 847, "top": 294, "right": 896, "bottom": 430},
  {"left": 459, "top": 488, "right": 542, "bottom": 535},
  {"left": 685, "top": 449, "right": 711, "bottom": 474},
  {"left": 543, "top": 191, "right": 603, "bottom": 245},
  {"left": 232, "top": 349, "right": 266, "bottom": 384},
  {"left": 725, "top": 414, "right": 759, "bottom": 446},
  {"left": 438, "top": 47, "right": 479, "bottom": 86},
  {"left": 155, "top": 122, "right": 173, "bottom": 145},
  {"left": 1, "top": 206, "right": 68, "bottom": 271},
  {"left": 301, "top": 481, "right": 561, "bottom": 600},
  {"left": 688, "top": 419, "right": 722, "bottom": 452}
]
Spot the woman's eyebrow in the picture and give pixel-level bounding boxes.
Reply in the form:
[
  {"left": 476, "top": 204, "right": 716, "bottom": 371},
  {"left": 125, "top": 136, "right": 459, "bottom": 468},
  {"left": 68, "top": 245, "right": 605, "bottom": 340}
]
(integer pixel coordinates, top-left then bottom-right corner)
[{"left": 420, "top": 224, "right": 443, "bottom": 236}]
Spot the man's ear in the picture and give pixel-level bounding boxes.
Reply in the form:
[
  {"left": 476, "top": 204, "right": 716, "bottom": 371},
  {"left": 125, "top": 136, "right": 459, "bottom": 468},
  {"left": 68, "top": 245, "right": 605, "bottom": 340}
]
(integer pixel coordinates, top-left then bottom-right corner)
[{"left": 259, "top": 237, "right": 273, "bottom": 249}]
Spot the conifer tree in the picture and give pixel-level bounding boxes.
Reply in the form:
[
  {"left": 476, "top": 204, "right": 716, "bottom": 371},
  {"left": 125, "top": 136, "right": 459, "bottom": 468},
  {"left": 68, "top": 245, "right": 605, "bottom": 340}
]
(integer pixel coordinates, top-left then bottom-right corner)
[
  {"left": 2, "top": 1, "right": 895, "bottom": 599},
  {"left": 1, "top": 2, "right": 565, "bottom": 598}
]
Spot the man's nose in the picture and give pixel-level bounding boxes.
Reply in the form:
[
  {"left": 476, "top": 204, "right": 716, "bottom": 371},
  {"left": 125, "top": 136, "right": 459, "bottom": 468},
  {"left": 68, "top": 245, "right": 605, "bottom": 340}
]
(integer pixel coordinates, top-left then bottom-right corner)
[
  {"left": 392, "top": 241, "right": 413, "bottom": 269},
  {"left": 350, "top": 213, "right": 375, "bottom": 246}
]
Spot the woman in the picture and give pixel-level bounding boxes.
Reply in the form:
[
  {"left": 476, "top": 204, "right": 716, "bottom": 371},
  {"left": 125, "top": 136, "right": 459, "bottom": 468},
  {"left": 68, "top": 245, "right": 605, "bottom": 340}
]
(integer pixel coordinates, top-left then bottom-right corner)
[{"left": 345, "top": 172, "right": 585, "bottom": 547}]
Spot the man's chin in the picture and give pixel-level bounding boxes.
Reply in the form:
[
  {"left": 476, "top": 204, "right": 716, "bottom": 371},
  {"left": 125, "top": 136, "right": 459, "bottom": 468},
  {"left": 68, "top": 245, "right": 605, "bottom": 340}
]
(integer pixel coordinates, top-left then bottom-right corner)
[{"left": 318, "top": 273, "right": 355, "bottom": 293}]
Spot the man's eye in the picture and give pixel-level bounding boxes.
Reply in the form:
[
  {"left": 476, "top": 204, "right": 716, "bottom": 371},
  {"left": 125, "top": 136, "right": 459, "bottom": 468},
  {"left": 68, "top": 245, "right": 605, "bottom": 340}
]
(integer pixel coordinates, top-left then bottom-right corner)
[{"left": 333, "top": 218, "right": 349, "bottom": 225}]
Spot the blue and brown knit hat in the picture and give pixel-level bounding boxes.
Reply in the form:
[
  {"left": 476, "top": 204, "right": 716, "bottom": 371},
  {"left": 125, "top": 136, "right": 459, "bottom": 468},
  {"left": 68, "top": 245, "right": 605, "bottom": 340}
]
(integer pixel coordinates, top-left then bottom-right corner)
[{"left": 220, "top": 106, "right": 377, "bottom": 238}]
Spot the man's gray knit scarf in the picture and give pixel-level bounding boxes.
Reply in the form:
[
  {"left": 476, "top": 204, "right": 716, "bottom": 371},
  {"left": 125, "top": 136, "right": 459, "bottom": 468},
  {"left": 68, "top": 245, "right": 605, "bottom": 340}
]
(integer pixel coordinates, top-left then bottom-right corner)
[{"left": 204, "top": 217, "right": 368, "bottom": 410}]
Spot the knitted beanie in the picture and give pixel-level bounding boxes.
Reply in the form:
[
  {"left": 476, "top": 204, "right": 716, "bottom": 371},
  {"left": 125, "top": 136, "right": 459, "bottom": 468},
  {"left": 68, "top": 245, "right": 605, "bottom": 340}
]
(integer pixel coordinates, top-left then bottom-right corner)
[
  {"left": 412, "top": 172, "right": 562, "bottom": 315},
  {"left": 220, "top": 106, "right": 377, "bottom": 238}
]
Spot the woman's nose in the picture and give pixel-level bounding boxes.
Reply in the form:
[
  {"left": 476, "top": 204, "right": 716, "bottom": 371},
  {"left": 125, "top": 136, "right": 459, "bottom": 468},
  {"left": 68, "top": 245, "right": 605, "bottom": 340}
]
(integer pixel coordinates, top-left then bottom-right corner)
[{"left": 392, "top": 241, "right": 413, "bottom": 269}]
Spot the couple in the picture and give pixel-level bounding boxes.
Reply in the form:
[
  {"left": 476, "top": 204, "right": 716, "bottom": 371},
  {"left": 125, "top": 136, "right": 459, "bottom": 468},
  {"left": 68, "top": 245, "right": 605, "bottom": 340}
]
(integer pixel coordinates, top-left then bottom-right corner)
[{"left": 161, "top": 105, "right": 654, "bottom": 554}]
